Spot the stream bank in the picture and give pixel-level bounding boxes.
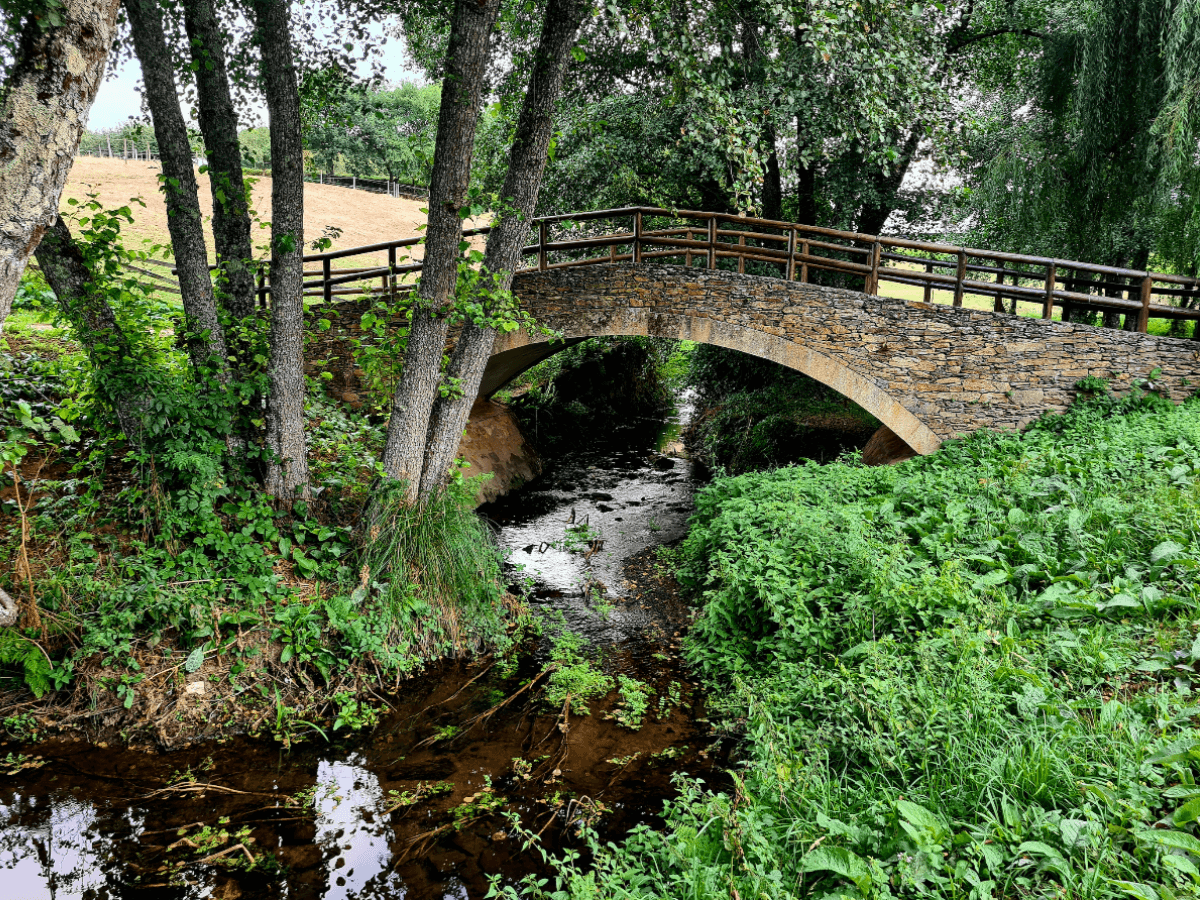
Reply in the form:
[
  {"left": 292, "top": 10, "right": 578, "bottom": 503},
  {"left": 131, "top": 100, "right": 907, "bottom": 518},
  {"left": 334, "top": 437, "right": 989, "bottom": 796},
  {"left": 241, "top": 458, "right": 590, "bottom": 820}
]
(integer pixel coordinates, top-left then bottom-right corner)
[{"left": 0, "top": 370, "right": 726, "bottom": 898}]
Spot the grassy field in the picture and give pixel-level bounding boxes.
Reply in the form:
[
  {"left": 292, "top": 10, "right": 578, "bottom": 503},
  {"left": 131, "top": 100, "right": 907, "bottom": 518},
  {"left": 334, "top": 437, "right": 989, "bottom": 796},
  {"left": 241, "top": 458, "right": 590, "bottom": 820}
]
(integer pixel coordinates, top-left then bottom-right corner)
[{"left": 62, "top": 157, "right": 434, "bottom": 270}]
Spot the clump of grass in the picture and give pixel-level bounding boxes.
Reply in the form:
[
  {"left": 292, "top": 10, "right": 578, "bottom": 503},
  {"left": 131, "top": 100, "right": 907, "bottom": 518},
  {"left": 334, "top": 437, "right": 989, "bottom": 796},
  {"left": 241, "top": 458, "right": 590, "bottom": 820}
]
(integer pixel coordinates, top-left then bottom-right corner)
[{"left": 356, "top": 476, "right": 508, "bottom": 658}]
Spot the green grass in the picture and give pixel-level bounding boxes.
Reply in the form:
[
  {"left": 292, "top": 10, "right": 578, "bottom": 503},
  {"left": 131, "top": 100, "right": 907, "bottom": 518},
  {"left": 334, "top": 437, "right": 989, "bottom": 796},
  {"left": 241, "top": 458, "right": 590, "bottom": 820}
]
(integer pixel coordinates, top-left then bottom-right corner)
[{"left": 500, "top": 388, "right": 1200, "bottom": 899}]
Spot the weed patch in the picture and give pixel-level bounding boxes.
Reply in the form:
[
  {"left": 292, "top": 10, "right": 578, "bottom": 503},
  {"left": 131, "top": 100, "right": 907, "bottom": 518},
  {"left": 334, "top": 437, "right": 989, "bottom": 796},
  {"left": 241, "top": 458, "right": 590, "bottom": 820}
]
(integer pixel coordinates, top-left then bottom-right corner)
[{"left": 498, "top": 391, "right": 1200, "bottom": 899}]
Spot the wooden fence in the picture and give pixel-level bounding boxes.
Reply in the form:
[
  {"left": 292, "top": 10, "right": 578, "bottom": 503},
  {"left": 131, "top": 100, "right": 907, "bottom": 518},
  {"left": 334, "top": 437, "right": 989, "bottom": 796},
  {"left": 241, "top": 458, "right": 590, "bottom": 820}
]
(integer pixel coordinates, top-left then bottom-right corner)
[
  {"left": 146, "top": 207, "right": 1200, "bottom": 334},
  {"left": 313, "top": 173, "right": 429, "bottom": 201}
]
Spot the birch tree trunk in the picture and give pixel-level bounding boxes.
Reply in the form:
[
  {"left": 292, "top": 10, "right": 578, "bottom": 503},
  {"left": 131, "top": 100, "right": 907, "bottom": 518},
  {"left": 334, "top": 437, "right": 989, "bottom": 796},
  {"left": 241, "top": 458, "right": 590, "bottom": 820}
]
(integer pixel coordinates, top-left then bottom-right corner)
[
  {"left": 35, "top": 217, "right": 146, "bottom": 445},
  {"left": 378, "top": 0, "right": 501, "bottom": 499},
  {"left": 252, "top": 0, "right": 310, "bottom": 498},
  {"left": 0, "top": 0, "right": 121, "bottom": 336},
  {"left": 417, "top": 0, "right": 589, "bottom": 499},
  {"left": 182, "top": 0, "right": 256, "bottom": 323},
  {"left": 124, "top": 0, "right": 229, "bottom": 379}
]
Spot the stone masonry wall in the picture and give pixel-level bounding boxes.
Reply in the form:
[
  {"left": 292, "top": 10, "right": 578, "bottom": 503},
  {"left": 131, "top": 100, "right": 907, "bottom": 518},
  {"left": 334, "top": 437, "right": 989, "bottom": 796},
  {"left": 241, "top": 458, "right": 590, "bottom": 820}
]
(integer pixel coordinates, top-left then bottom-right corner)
[{"left": 497, "top": 263, "right": 1200, "bottom": 453}]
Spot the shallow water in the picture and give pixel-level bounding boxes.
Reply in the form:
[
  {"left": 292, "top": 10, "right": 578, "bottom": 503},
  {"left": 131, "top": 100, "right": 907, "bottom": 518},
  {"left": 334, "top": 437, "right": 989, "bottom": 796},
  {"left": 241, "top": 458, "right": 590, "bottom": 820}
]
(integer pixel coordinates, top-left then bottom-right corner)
[
  {"left": 481, "top": 392, "right": 700, "bottom": 644},
  {"left": 0, "top": 394, "right": 721, "bottom": 899}
]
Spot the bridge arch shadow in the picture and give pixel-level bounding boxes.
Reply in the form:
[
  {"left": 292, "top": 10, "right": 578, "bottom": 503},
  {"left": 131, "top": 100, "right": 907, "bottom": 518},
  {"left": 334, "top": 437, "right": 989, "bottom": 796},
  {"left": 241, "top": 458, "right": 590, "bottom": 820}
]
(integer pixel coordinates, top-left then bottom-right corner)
[{"left": 482, "top": 305, "right": 942, "bottom": 457}]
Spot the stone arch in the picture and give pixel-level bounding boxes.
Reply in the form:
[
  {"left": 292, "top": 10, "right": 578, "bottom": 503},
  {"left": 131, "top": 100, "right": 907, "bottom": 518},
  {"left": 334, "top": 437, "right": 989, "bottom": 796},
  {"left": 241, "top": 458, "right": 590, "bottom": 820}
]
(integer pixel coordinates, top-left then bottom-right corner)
[{"left": 485, "top": 304, "right": 943, "bottom": 456}]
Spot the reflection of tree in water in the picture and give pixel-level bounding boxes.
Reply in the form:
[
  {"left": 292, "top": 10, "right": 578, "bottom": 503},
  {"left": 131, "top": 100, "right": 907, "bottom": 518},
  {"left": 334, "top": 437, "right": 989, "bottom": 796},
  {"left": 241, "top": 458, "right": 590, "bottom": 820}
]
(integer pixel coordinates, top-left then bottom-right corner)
[
  {"left": 0, "top": 792, "right": 133, "bottom": 899},
  {"left": 311, "top": 755, "right": 398, "bottom": 899}
]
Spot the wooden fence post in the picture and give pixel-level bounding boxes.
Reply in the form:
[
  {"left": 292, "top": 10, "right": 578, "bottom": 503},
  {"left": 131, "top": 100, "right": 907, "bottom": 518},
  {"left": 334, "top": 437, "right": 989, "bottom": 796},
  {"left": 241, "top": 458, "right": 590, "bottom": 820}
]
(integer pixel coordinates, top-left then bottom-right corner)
[
  {"left": 954, "top": 249, "right": 967, "bottom": 307},
  {"left": 707, "top": 218, "right": 716, "bottom": 269},
  {"left": 738, "top": 233, "right": 745, "bottom": 274},
  {"left": 800, "top": 240, "right": 809, "bottom": 283},
  {"left": 539, "top": 220, "right": 548, "bottom": 272},
  {"left": 923, "top": 262, "right": 933, "bottom": 303},
  {"left": 1138, "top": 274, "right": 1152, "bottom": 333},
  {"left": 867, "top": 242, "right": 881, "bottom": 295},
  {"left": 786, "top": 229, "right": 796, "bottom": 281},
  {"left": 1042, "top": 262, "right": 1057, "bottom": 319},
  {"left": 323, "top": 257, "right": 332, "bottom": 305},
  {"left": 994, "top": 262, "right": 1006, "bottom": 312},
  {"left": 685, "top": 229, "right": 692, "bottom": 267},
  {"left": 633, "top": 210, "right": 643, "bottom": 264}
]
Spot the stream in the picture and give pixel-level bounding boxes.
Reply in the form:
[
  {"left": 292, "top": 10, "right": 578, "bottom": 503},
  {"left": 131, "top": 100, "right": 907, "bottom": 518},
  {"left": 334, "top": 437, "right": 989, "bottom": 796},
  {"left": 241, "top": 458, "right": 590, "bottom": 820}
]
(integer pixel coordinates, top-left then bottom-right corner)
[{"left": 0, "top": 393, "right": 723, "bottom": 899}]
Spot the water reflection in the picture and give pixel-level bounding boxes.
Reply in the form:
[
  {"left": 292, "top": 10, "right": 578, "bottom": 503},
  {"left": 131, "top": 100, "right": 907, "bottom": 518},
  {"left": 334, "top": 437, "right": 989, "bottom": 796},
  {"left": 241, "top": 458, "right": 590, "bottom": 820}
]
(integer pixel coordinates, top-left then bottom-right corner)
[{"left": 314, "top": 755, "right": 393, "bottom": 898}]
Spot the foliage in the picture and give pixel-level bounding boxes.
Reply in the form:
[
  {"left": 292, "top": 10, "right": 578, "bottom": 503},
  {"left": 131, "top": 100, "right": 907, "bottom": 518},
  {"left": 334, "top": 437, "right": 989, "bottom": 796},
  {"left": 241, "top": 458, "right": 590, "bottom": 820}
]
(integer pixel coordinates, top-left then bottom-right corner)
[
  {"left": 509, "top": 337, "right": 674, "bottom": 449},
  {"left": 237, "top": 127, "right": 272, "bottom": 171},
  {"left": 0, "top": 201, "right": 513, "bottom": 723},
  {"left": 543, "top": 627, "right": 612, "bottom": 716},
  {"left": 304, "top": 81, "right": 441, "bottom": 186},
  {"left": 685, "top": 344, "right": 878, "bottom": 473},
  {"left": 500, "top": 390, "right": 1200, "bottom": 898},
  {"left": 11, "top": 268, "right": 54, "bottom": 312},
  {"left": 354, "top": 474, "right": 510, "bottom": 662},
  {"left": 610, "top": 674, "right": 652, "bottom": 730},
  {"left": 951, "top": 0, "right": 1200, "bottom": 278}
]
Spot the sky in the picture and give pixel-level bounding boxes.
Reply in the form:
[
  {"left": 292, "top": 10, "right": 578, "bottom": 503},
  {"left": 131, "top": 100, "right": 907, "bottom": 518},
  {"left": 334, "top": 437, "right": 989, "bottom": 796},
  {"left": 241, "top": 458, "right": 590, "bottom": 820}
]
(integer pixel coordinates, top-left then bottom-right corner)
[{"left": 87, "top": 19, "right": 422, "bottom": 132}]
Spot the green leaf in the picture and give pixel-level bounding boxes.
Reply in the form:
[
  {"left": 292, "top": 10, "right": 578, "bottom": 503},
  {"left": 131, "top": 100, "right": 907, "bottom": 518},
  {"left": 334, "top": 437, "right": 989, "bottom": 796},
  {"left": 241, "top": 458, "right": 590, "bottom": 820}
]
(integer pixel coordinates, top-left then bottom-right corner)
[
  {"left": 280, "top": 645, "right": 295, "bottom": 664},
  {"left": 1110, "top": 882, "right": 1160, "bottom": 900},
  {"left": 1135, "top": 828, "right": 1200, "bottom": 855},
  {"left": 799, "top": 846, "right": 872, "bottom": 894},
  {"left": 1173, "top": 796, "right": 1200, "bottom": 826},
  {"left": 896, "top": 800, "right": 946, "bottom": 837},
  {"left": 184, "top": 645, "right": 206, "bottom": 674},
  {"left": 1151, "top": 540, "right": 1185, "bottom": 564},
  {"left": 1017, "top": 840, "right": 1063, "bottom": 858},
  {"left": 279, "top": 537, "right": 292, "bottom": 560}
]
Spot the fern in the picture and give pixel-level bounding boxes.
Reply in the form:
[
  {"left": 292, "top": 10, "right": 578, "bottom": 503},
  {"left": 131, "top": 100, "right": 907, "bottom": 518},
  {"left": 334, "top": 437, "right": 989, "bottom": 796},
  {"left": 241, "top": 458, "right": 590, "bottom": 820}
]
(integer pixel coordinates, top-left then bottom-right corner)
[{"left": 0, "top": 631, "right": 53, "bottom": 698}]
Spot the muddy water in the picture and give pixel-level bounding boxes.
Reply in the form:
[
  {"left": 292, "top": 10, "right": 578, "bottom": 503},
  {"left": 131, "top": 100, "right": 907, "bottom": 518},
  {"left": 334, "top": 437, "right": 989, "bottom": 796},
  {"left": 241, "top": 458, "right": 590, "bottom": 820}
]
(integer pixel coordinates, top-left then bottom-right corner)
[{"left": 0, "top": 395, "right": 721, "bottom": 899}]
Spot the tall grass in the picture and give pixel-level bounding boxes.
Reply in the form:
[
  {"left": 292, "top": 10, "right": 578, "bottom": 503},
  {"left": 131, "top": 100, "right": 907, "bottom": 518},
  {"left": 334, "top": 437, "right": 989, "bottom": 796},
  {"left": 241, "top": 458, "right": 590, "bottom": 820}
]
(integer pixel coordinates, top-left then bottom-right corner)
[{"left": 356, "top": 477, "right": 509, "bottom": 659}]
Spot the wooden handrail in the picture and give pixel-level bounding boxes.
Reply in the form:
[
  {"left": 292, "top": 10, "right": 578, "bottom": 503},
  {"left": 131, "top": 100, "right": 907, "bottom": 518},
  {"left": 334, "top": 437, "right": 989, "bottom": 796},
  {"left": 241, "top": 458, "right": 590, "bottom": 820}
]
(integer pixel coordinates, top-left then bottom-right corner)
[{"left": 221, "top": 204, "right": 1199, "bottom": 335}]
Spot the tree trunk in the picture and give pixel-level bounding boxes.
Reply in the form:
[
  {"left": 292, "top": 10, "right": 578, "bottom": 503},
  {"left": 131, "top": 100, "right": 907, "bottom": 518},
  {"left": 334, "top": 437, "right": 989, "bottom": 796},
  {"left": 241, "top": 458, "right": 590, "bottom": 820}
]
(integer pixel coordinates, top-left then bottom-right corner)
[
  {"left": 124, "top": 0, "right": 229, "bottom": 379},
  {"left": 761, "top": 124, "right": 783, "bottom": 222},
  {"left": 181, "top": 0, "right": 256, "bottom": 323},
  {"left": 856, "top": 128, "right": 922, "bottom": 236},
  {"left": 35, "top": 217, "right": 146, "bottom": 445},
  {"left": 796, "top": 157, "right": 817, "bottom": 226},
  {"left": 252, "top": 0, "right": 310, "bottom": 499},
  {"left": 0, "top": 0, "right": 122, "bottom": 336},
  {"left": 417, "top": 0, "right": 589, "bottom": 500},
  {"left": 379, "top": 0, "right": 501, "bottom": 499}
]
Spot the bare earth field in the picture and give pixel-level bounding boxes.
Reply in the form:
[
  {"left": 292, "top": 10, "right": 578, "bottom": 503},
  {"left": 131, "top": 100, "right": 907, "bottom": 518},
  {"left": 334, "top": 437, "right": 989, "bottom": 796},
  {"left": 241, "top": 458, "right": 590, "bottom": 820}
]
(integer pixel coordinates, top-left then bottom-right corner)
[{"left": 63, "top": 156, "right": 432, "bottom": 269}]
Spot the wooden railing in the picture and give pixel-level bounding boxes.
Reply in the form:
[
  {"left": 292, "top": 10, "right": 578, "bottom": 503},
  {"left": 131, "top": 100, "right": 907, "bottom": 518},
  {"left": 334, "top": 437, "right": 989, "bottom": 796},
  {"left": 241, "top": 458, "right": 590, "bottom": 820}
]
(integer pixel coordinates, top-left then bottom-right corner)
[{"left": 155, "top": 207, "right": 1200, "bottom": 334}]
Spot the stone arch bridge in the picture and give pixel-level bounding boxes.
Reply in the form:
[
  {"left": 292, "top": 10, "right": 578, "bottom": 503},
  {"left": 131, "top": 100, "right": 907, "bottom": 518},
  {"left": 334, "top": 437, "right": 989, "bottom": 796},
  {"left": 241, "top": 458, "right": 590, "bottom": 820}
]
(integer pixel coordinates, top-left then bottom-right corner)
[{"left": 296, "top": 207, "right": 1200, "bottom": 456}]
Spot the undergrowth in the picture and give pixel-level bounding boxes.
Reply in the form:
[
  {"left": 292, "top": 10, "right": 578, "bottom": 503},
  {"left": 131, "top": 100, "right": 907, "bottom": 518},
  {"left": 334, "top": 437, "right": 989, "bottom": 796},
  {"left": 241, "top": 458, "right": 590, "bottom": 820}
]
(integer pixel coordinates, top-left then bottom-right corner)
[
  {"left": 497, "top": 388, "right": 1200, "bottom": 899},
  {"left": 684, "top": 343, "right": 879, "bottom": 473},
  {"left": 0, "top": 205, "right": 515, "bottom": 744}
]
